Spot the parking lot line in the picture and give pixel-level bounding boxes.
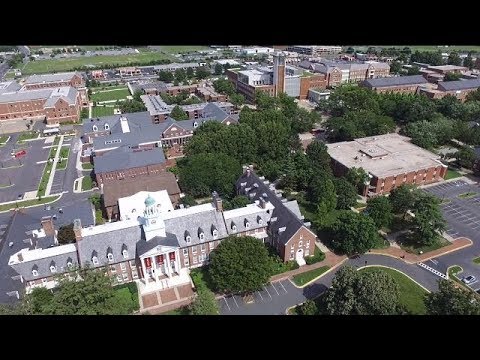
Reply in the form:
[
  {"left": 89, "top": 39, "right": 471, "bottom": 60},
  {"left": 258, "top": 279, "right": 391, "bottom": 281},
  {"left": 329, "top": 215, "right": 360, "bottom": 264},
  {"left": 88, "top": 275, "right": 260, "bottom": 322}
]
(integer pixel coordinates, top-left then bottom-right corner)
[
  {"left": 256, "top": 290, "right": 264, "bottom": 301},
  {"left": 278, "top": 280, "right": 288, "bottom": 294},
  {"left": 263, "top": 285, "right": 272, "bottom": 299},
  {"left": 231, "top": 296, "right": 239, "bottom": 308},
  {"left": 223, "top": 297, "right": 231, "bottom": 311},
  {"left": 270, "top": 283, "right": 280, "bottom": 295}
]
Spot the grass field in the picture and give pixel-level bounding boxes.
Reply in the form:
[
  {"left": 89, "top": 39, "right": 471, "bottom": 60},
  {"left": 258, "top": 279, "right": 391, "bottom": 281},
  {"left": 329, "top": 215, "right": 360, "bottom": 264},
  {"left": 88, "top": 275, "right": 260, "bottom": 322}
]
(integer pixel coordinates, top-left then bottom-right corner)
[
  {"left": 82, "top": 162, "right": 93, "bottom": 170},
  {"left": 399, "top": 235, "right": 450, "bottom": 255},
  {"left": 37, "top": 161, "right": 53, "bottom": 197},
  {"left": 82, "top": 176, "right": 93, "bottom": 191},
  {"left": 473, "top": 257, "right": 480, "bottom": 265},
  {"left": 56, "top": 147, "right": 70, "bottom": 170},
  {"left": 0, "top": 195, "right": 60, "bottom": 212},
  {"left": 91, "top": 88, "right": 130, "bottom": 102},
  {"left": 359, "top": 266, "right": 427, "bottom": 314},
  {"left": 154, "top": 46, "right": 210, "bottom": 54},
  {"left": 91, "top": 106, "right": 115, "bottom": 117},
  {"left": 22, "top": 52, "right": 174, "bottom": 75},
  {"left": 90, "top": 85, "right": 128, "bottom": 92},
  {"left": 0, "top": 135, "right": 9, "bottom": 144},
  {"left": 292, "top": 266, "right": 330, "bottom": 286},
  {"left": 354, "top": 45, "right": 480, "bottom": 53},
  {"left": 445, "top": 169, "right": 463, "bottom": 180},
  {"left": 17, "top": 131, "right": 38, "bottom": 143}
]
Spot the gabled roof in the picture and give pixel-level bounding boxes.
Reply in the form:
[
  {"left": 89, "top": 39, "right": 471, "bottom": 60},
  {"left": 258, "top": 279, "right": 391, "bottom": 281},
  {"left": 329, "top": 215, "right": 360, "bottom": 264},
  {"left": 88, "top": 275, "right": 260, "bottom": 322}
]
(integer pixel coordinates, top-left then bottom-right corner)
[
  {"left": 136, "top": 233, "right": 179, "bottom": 256},
  {"left": 437, "top": 78, "right": 480, "bottom": 92},
  {"left": 93, "top": 146, "right": 166, "bottom": 174},
  {"left": 363, "top": 75, "right": 428, "bottom": 88},
  {"left": 25, "top": 72, "right": 81, "bottom": 84}
]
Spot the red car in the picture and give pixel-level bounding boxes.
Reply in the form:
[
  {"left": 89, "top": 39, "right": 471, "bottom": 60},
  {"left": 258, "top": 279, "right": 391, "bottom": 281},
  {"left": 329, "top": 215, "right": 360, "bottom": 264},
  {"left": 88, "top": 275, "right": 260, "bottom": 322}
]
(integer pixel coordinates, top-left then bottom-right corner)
[{"left": 14, "top": 150, "right": 26, "bottom": 158}]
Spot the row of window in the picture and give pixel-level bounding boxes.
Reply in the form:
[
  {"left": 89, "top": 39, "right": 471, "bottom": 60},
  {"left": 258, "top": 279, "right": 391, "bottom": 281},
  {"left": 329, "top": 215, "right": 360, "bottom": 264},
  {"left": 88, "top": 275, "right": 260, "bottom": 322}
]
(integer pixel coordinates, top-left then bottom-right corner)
[
  {"left": 32, "top": 262, "right": 74, "bottom": 276},
  {"left": 92, "top": 249, "right": 129, "bottom": 266},
  {"left": 183, "top": 241, "right": 215, "bottom": 256}
]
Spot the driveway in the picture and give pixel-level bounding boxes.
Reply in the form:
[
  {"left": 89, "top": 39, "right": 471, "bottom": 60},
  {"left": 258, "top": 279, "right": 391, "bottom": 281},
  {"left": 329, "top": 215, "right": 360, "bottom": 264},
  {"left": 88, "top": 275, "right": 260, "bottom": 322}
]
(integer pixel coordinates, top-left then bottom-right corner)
[
  {"left": 423, "top": 179, "right": 480, "bottom": 291},
  {"left": 218, "top": 254, "right": 441, "bottom": 315}
]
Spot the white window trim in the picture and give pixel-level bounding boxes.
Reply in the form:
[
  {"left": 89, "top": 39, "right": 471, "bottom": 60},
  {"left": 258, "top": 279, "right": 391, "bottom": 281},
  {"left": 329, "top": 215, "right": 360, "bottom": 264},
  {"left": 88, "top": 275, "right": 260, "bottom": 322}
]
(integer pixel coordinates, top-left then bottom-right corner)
[
  {"left": 50, "top": 265, "right": 57, "bottom": 273},
  {"left": 107, "top": 253, "right": 114, "bottom": 262},
  {"left": 186, "top": 235, "right": 191, "bottom": 243},
  {"left": 199, "top": 233, "right": 205, "bottom": 241},
  {"left": 32, "top": 269, "right": 38, "bottom": 276},
  {"left": 122, "top": 250, "right": 128, "bottom": 259},
  {"left": 120, "top": 263, "right": 127, "bottom": 271},
  {"left": 92, "top": 256, "right": 99, "bottom": 266},
  {"left": 67, "top": 262, "right": 73, "bottom": 269}
]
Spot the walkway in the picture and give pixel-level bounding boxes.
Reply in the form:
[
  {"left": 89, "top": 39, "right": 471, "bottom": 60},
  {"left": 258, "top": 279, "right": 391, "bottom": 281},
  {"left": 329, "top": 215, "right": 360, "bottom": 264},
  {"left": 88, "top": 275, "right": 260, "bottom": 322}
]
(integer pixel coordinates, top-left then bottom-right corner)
[
  {"left": 45, "top": 135, "right": 64, "bottom": 196},
  {"left": 138, "top": 283, "right": 195, "bottom": 314}
]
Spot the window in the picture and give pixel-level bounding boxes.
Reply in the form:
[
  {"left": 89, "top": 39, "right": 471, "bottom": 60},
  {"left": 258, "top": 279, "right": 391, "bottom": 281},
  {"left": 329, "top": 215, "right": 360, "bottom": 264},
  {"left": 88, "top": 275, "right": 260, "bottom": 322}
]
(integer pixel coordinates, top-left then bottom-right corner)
[
  {"left": 116, "top": 275, "right": 123, "bottom": 283},
  {"left": 50, "top": 265, "right": 57, "bottom": 273},
  {"left": 67, "top": 262, "right": 73, "bottom": 269},
  {"left": 193, "top": 256, "right": 198, "bottom": 264},
  {"left": 305, "top": 249, "right": 310, "bottom": 256},
  {"left": 104, "top": 123, "right": 110, "bottom": 131},
  {"left": 209, "top": 242, "right": 215, "bottom": 250},
  {"left": 306, "top": 240, "right": 310, "bottom": 247},
  {"left": 245, "top": 221, "right": 250, "bottom": 229},
  {"left": 200, "top": 244, "right": 206, "bottom": 252},
  {"left": 183, "top": 248, "right": 188, "bottom": 257},
  {"left": 42, "top": 278, "right": 48, "bottom": 284},
  {"left": 132, "top": 271, "right": 138, "bottom": 279},
  {"left": 122, "top": 273, "right": 129, "bottom": 281},
  {"left": 290, "top": 253, "right": 294, "bottom": 260},
  {"left": 212, "top": 229, "right": 218, "bottom": 239},
  {"left": 184, "top": 258, "right": 189, "bottom": 266},
  {"left": 92, "top": 125, "right": 98, "bottom": 132},
  {"left": 199, "top": 254, "right": 206, "bottom": 262},
  {"left": 32, "top": 269, "right": 38, "bottom": 276},
  {"left": 231, "top": 224, "right": 237, "bottom": 232},
  {"left": 110, "top": 265, "right": 116, "bottom": 273},
  {"left": 192, "top": 246, "right": 197, "bottom": 254},
  {"left": 199, "top": 233, "right": 205, "bottom": 242},
  {"left": 120, "top": 263, "right": 127, "bottom": 271},
  {"left": 122, "top": 249, "right": 128, "bottom": 259},
  {"left": 185, "top": 235, "right": 191, "bottom": 243},
  {"left": 193, "top": 122, "right": 198, "bottom": 128},
  {"left": 107, "top": 253, "right": 114, "bottom": 262},
  {"left": 92, "top": 256, "right": 99, "bottom": 266},
  {"left": 298, "top": 241, "right": 303, "bottom": 247}
]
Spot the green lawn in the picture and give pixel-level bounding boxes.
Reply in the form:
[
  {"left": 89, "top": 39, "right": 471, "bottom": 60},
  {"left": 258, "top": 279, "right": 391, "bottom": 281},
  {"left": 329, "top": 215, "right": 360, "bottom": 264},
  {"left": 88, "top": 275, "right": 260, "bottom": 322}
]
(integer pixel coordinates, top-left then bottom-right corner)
[
  {"left": 113, "top": 282, "right": 139, "bottom": 313},
  {"left": 17, "top": 131, "right": 38, "bottom": 143},
  {"left": 91, "top": 106, "right": 115, "bottom": 117},
  {"left": 56, "top": 148, "right": 69, "bottom": 170},
  {"left": 81, "top": 176, "right": 93, "bottom": 191},
  {"left": 473, "top": 257, "right": 480, "bottom": 265},
  {"left": 82, "top": 162, "right": 94, "bottom": 170},
  {"left": 95, "top": 209, "right": 105, "bottom": 225},
  {"left": 445, "top": 169, "right": 463, "bottom": 180},
  {"left": 154, "top": 46, "right": 210, "bottom": 54},
  {"left": 53, "top": 136, "right": 60, "bottom": 146},
  {"left": 90, "top": 88, "right": 130, "bottom": 102},
  {"left": 22, "top": 52, "right": 174, "bottom": 74},
  {"left": 0, "top": 195, "right": 60, "bottom": 212},
  {"left": 448, "top": 265, "right": 465, "bottom": 286},
  {"left": 48, "top": 146, "right": 57, "bottom": 159},
  {"left": 0, "top": 135, "right": 9, "bottom": 144},
  {"left": 90, "top": 85, "right": 128, "bottom": 92},
  {"left": 59, "top": 147, "right": 70, "bottom": 159},
  {"left": 458, "top": 192, "right": 477, "bottom": 199},
  {"left": 399, "top": 235, "right": 450, "bottom": 255},
  {"left": 359, "top": 267, "right": 427, "bottom": 315},
  {"left": 292, "top": 266, "right": 330, "bottom": 286},
  {"left": 37, "top": 161, "right": 54, "bottom": 197},
  {"left": 354, "top": 201, "right": 367, "bottom": 209}
]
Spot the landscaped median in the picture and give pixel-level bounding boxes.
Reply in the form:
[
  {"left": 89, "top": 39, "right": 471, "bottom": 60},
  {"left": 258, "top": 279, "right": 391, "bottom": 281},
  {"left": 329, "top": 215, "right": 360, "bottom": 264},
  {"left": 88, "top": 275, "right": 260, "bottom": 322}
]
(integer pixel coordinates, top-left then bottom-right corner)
[
  {"left": 0, "top": 195, "right": 60, "bottom": 212},
  {"left": 37, "top": 160, "right": 54, "bottom": 197},
  {"left": 17, "top": 131, "right": 39, "bottom": 143},
  {"left": 0, "top": 135, "right": 10, "bottom": 146},
  {"left": 82, "top": 162, "right": 93, "bottom": 171},
  {"left": 81, "top": 176, "right": 93, "bottom": 191},
  {"left": 292, "top": 266, "right": 330, "bottom": 286},
  {"left": 56, "top": 147, "right": 70, "bottom": 170}
]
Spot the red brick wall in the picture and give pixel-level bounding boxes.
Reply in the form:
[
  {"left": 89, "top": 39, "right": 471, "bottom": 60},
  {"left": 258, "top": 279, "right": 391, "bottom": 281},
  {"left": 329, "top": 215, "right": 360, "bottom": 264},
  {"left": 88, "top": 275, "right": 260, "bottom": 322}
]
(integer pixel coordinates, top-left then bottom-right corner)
[
  {"left": 299, "top": 75, "right": 327, "bottom": 99},
  {"left": 96, "top": 162, "right": 168, "bottom": 185},
  {"left": 282, "top": 227, "right": 317, "bottom": 262}
]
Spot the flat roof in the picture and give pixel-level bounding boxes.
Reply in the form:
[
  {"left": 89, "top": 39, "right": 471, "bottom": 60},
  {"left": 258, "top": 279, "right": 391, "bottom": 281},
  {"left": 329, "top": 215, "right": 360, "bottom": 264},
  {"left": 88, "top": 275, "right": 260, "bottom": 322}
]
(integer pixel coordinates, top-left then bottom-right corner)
[
  {"left": 326, "top": 133, "right": 445, "bottom": 179},
  {"left": 428, "top": 65, "right": 468, "bottom": 71},
  {"left": 9, "top": 243, "right": 77, "bottom": 264},
  {"left": 223, "top": 201, "right": 274, "bottom": 220}
]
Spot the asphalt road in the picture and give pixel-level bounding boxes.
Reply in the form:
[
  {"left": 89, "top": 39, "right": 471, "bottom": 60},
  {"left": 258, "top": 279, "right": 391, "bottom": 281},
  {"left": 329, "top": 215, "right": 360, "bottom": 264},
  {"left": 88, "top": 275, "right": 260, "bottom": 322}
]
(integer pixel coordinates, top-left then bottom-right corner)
[
  {"left": 0, "top": 61, "right": 9, "bottom": 81},
  {"left": 219, "top": 254, "right": 441, "bottom": 315},
  {"left": 424, "top": 180, "right": 480, "bottom": 291}
]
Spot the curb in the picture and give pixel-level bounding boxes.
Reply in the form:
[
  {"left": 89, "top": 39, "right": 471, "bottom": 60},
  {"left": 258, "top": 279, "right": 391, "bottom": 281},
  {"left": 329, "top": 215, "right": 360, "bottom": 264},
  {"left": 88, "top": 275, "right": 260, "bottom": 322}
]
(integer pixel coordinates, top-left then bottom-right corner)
[
  {"left": 291, "top": 257, "right": 349, "bottom": 289},
  {"left": 357, "top": 265, "right": 431, "bottom": 293},
  {"left": 0, "top": 194, "right": 62, "bottom": 213}
]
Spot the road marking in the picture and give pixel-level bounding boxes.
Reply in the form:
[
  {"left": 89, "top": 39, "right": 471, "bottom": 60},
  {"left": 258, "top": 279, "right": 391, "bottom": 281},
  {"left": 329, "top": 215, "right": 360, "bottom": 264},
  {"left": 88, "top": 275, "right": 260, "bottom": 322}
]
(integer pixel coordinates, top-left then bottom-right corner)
[
  {"left": 222, "top": 297, "right": 231, "bottom": 311},
  {"left": 256, "top": 290, "right": 264, "bottom": 300},
  {"left": 270, "top": 282, "right": 280, "bottom": 295},
  {"left": 430, "top": 259, "right": 438, "bottom": 265},
  {"left": 263, "top": 285, "right": 272, "bottom": 299},
  {"left": 278, "top": 280, "right": 288, "bottom": 294},
  {"left": 231, "top": 295, "right": 239, "bottom": 308}
]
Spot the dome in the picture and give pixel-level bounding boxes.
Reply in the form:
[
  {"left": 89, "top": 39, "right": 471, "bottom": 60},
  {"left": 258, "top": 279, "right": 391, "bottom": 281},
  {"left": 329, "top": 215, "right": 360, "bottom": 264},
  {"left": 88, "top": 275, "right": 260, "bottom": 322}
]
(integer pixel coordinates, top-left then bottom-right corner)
[{"left": 144, "top": 194, "right": 156, "bottom": 207}]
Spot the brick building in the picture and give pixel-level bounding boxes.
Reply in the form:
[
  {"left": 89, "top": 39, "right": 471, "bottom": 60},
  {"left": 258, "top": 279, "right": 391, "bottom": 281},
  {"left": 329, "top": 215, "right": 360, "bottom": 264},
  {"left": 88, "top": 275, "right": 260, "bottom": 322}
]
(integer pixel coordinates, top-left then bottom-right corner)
[
  {"left": 286, "top": 45, "right": 342, "bottom": 57},
  {"left": 195, "top": 86, "right": 227, "bottom": 102},
  {"left": 8, "top": 168, "right": 316, "bottom": 296},
  {"left": 361, "top": 75, "right": 429, "bottom": 94},
  {"left": 326, "top": 134, "right": 448, "bottom": 197},
  {"left": 0, "top": 85, "right": 82, "bottom": 124}
]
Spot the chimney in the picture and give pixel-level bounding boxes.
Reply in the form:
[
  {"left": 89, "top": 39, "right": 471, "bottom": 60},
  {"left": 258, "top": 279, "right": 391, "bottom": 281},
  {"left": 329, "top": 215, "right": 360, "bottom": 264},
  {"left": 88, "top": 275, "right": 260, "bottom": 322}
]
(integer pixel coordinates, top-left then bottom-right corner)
[
  {"left": 41, "top": 216, "right": 55, "bottom": 236},
  {"left": 73, "top": 219, "right": 82, "bottom": 241},
  {"left": 212, "top": 191, "right": 223, "bottom": 212},
  {"left": 17, "top": 253, "right": 23, "bottom": 262},
  {"left": 259, "top": 197, "right": 266, "bottom": 209}
]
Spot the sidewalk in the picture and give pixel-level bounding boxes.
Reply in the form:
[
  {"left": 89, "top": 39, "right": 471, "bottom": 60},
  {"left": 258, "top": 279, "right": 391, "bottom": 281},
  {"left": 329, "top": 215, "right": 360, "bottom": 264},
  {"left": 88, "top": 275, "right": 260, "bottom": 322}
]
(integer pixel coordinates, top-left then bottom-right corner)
[
  {"left": 370, "top": 237, "right": 473, "bottom": 264},
  {"left": 45, "top": 135, "right": 64, "bottom": 196}
]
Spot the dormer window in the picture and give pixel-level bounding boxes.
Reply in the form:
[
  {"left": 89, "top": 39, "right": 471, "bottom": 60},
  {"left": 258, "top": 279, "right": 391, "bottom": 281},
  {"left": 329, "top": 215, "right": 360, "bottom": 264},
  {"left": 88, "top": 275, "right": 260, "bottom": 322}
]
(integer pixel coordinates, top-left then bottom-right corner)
[
  {"left": 231, "top": 222, "right": 237, "bottom": 232},
  {"left": 131, "top": 208, "right": 136, "bottom": 213},
  {"left": 32, "top": 269, "right": 38, "bottom": 276},
  {"left": 92, "top": 125, "right": 98, "bottom": 132},
  {"left": 193, "top": 122, "right": 198, "bottom": 128},
  {"left": 92, "top": 256, "right": 99, "bottom": 266},
  {"left": 257, "top": 215, "right": 263, "bottom": 225},
  {"left": 245, "top": 219, "right": 250, "bottom": 229},
  {"left": 212, "top": 229, "right": 218, "bottom": 238},
  {"left": 50, "top": 265, "right": 57, "bottom": 273},
  {"left": 185, "top": 230, "right": 191, "bottom": 244},
  {"left": 122, "top": 249, "right": 128, "bottom": 259},
  {"left": 67, "top": 261, "right": 73, "bottom": 269},
  {"left": 107, "top": 253, "right": 114, "bottom": 262},
  {"left": 104, "top": 123, "right": 110, "bottom": 131},
  {"left": 199, "top": 232, "right": 205, "bottom": 242}
]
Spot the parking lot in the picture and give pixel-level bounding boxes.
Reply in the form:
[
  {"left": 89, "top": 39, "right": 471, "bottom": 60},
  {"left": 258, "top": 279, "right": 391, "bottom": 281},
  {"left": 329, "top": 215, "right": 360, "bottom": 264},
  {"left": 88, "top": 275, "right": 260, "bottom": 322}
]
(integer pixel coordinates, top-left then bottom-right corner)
[
  {"left": 218, "top": 279, "right": 306, "bottom": 315},
  {"left": 0, "top": 133, "right": 50, "bottom": 203},
  {"left": 423, "top": 179, "right": 480, "bottom": 291}
]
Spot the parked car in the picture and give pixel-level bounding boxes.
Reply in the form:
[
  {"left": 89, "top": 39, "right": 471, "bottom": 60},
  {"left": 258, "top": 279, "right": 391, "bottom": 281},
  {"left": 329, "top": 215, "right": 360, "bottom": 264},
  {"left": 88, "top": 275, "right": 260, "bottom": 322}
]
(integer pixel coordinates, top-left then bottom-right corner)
[
  {"left": 17, "top": 194, "right": 23, "bottom": 200},
  {"left": 462, "top": 275, "right": 477, "bottom": 285}
]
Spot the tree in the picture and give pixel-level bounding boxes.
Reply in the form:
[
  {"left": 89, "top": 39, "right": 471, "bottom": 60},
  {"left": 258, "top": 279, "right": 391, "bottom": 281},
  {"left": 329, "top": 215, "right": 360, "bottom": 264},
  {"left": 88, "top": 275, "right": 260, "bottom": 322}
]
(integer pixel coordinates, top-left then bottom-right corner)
[
  {"left": 390, "top": 61, "right": 403, "bottom": 74},
  {"left": 465, "top": 89, "right": 480, "bottom": 103},
  {"left": 405, "top": 116, "right": 454, "bottom": 149},
  {"left": 186, "top": 67, "right": 194, "bottom": 79},
  {"left": 319, "top": 266, "right": 402, "bottom": 315},
  {"left": 389, "top": 184, "right": 417, "bottom": 218},
  {"left": 463, "top": 53, "right": 474, "bottom": 69},
  {"left": 195, "top": 67, "right": 210, "bottom": 80},
  {"left": 255, "top": 91, "right": 278, "bottom": 110},
  {"left": 425, "top": 279, "right": 480, "bottom": 315},
  {"left": 330, "top": 212, "right": 381, "bottom": 255},
  {"left": 297, "top": 300, "right": 318, "bottom": 315},
  {"left": 174, "top": 68, "right": 187, "bottom": 83},
  {"left": 178, "top": 153, "right": 241, "bottom": 198},
  {"left": 209, "top": 236, "right": 272, "bottom": 294},
  {"left": 326, "top": 85, "right": 380, "bottom": 117},
  {"left": 307, "top": 171, "right": 337, "bottom": 211},
  {"left": 447, "top": 51, "right": 462, "bottom": 66},
  {"left": 410, "top": 192, "right": 446, "bottom": 246},
  {"left": 170, "top": 105, "right": 188, "bottom": 120},
  {"left": 214, "top": 63, "right": 223, "bottom": 75},
  {"left": 158, "top": 70, "right": 174, "bottom": 82},
  {"left": 120, "top": 99, "right": 146, "bottom": 113},
  {"left": 57, "top": 223, "right": 76, "bottom": 244},
  {"left": 366, "top": 196, "right": 393, "bottom": 229},
  {"left": 23, "top": 287, "right": 54, "bottom": 314},
  {"left": 213, "top": 78, "right": 235, "bottom": 96},
  {"left": 455, "top": 147, "right": 476, "bottom": 168},
  {"left": 346, "top": 167, "right": 369, "bottom": 192},
  {"left": 443, "top": 72, "right": 462, "bottom": 81},
  {"left": 407, "top": 65, "right": 421, "bottom": 75},
  {"left": 189, "top": 289, "right": 219, "bottom": 315},
  {"left": 223, "top": 195, "right": 251, "bottom": 210},
  {"left": 306, "top": 141, "right": 331, "bottom": 173},
  {"left": 230, "top": 93, "right": 245, "bottom": 108},
  {"left": 334, "top": 178, "right": 357, "bottom": 210}
]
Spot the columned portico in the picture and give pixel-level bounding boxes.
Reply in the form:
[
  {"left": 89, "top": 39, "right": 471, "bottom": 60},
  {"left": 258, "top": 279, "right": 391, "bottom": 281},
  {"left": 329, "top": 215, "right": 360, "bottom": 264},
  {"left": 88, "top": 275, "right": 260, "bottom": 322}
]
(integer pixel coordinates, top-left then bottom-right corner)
[{"left": 141, "top": 249, "right": 180, "bottom": 283}]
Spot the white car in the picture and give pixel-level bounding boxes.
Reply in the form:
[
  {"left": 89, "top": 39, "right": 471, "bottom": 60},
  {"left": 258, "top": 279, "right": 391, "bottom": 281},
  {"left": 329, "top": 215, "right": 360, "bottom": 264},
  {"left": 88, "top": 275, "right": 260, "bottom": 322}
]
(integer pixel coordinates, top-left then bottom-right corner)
[{"left": 462, "top": 275, "right": 477, "bottom": 285}]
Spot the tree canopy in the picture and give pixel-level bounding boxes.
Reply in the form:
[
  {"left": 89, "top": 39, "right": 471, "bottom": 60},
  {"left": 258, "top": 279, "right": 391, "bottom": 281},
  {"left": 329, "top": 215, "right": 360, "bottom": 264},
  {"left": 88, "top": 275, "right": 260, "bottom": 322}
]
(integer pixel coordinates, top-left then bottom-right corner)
[
  {"left": 209, "top": 236, "right": 272, "bottom": 294},
  {"left": 170, "top": 105, "right": 189, "bottom": 120},
  {"left": 57, "top": 223, "right": 75, "bottom": 245},
  {"left": 334, "top": 178, "right": 358, "bottom": 210},
  {"left": 425, "top": 279, "right": 480, "bottom": 315},
  {"left": 410, "top": 192, "right": 446, "bottom": 246},
  {"left": 366, "top": 196, "right": 393, "bottom": 229}
]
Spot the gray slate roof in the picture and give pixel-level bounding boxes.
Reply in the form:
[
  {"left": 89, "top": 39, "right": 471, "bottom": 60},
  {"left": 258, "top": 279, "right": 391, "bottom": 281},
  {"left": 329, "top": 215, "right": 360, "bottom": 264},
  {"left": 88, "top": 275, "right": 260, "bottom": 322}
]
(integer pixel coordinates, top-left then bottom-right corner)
[
  {"left": 77, "top": 224, "right": 141, "bottom": 268},
  {"left": 93, "top": 146, "right": 166, "bottom": 174},
  {"left": 0, "top": 81, "right": 22, "bottom": 95},
  {"left": 136, "top": 233, "right": 180, "bottom": 256},
  {"left": 44, "top": 87, "right": 78, "bottom": 107},
  {"left": 437, "top": 78, "right": 480, "bottom": 91},
  {"left": 223, "top": 209, "right": 271, "bottom": 235},
  {"left": 363, "top": 75, "right": 428, "bottom": 88},
  {"left": 25, "top": 72, "right": 81, "bottom": 84},
  {"left": 163, "top": 208, "right": 228, "bottom": 248},
  {"left": 283, "top": 200, "right": 303, "bottom": 220},
  {"left": 236, "top": 171, "right": 312, "bottom": 246}
]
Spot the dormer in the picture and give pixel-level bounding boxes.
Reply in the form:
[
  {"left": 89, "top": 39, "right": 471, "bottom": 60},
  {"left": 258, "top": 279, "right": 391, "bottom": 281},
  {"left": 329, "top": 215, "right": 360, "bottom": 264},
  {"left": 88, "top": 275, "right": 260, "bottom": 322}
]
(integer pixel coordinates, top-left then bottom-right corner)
[
  {"left": 193, "top": 121, "right": 199, "bottom": 128},
  {"left": 92, "top": 124, "right": 98, "bottom": 132},
  {"left": 185, "top": 230, "right": 191, "bottom": 244},
  {"left": 122, "top": 244, "right": 128, "bottom": 259},
  {"left": 92, "top": 251, "right": 99, "bottom": 266},
  {"left": 211, "top": 224, "right": 218, "bottom": 239},
  {"left": 104, "top": 123, "right": 110, "bottom": 131},
  {"left": 66, "top": 257, "right": 73, "bottom": 269},
  {"left": 32, "top": 265, "right": 38, "bottom": 277},
  {"left": 107, "top": 247, "right": 114, "bottom": 262},
  {"left": 231, "top": 221, "right": 237, "bottom": 232},
  {"left": 257, "top": 215, "right": 263, "bottom": 225},
  {"left": 244, "top": 218, "right": 250, "bottom": 229},
  {"left": 50, "top": 260, "right": 57, "bottom": 273},
  {"left": 198, "top": 228, "right": 205, "bottom": 242}
]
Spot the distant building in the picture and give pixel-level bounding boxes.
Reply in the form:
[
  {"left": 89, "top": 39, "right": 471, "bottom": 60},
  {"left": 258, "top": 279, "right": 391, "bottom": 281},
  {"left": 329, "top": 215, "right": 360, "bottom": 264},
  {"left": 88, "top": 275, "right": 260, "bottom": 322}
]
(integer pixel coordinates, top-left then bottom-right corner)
[
  {"left": 287, "top": 45, "right": 342, "bottom": 57},
  {"left": 23, "top": 72, "right": 85, "bottom": 90},
  {"left": 241, "top": 47, "right": 275, "bottom": 55},
  {"left": 361, "top": 75, "right": 429, "bottom": 94},
  {"left": 326, "top": 134, "right": 448, "bottom": 197}
]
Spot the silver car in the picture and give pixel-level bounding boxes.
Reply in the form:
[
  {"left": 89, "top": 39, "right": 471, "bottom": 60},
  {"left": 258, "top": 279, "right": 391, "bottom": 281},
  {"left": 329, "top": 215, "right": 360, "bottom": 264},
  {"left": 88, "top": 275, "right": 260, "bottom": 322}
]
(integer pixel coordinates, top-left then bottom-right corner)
[{"left": 462, "top": 275, "right": 477, "bottom": 285}]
